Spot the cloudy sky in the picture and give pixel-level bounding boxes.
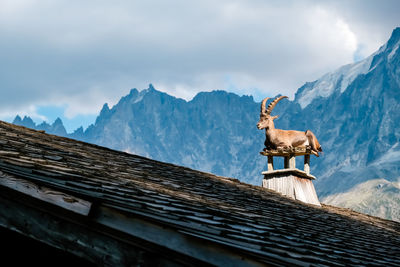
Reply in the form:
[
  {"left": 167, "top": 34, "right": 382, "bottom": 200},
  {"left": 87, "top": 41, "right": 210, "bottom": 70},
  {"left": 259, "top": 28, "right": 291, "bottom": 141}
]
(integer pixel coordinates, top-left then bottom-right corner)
[{"left": 0, "top": 0, "right": 399, "bottom": 132}]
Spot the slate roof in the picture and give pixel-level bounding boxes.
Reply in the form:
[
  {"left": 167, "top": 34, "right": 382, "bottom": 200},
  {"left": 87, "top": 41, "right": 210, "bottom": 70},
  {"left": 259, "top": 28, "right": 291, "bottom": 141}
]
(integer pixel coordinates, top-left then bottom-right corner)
[{"left": 0, "top": 120, "right": 400, "bottom": 266}]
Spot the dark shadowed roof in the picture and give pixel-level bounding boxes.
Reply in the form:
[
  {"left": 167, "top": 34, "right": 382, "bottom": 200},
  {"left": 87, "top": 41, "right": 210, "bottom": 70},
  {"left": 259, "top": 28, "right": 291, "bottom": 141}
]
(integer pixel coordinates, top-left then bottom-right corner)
[{"left": 0, "top": 120, "right": 400, "bottom": 266}]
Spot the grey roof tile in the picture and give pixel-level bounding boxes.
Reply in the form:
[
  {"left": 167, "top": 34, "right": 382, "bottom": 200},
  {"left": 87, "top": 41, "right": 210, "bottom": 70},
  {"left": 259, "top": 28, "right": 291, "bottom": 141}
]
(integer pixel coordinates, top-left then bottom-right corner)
[{"left": 0, "top": 120, "right": 400, "bottom": 266}]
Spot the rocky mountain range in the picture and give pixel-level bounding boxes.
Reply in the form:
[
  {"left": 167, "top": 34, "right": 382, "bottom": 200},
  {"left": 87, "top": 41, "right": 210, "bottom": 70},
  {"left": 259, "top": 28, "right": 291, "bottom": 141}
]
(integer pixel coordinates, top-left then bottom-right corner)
[{"left": 13, "top": 28, "right": 400, "bottom": 221}]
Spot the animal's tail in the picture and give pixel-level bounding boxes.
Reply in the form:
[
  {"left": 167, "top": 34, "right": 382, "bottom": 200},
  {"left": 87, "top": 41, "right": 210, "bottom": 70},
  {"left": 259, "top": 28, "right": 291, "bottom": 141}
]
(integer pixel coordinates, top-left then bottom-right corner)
[{"left": 305, "top": 130, "right": 322, "bottom": 156}]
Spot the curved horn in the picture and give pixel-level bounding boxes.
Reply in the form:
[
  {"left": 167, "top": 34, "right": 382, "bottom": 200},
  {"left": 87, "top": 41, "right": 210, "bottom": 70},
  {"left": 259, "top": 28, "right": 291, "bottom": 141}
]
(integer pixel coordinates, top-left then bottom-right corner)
[
  {"left": 266, "top": 96, "right": 288, "bottom": 114},
  {"left": 260, "top": 97, "right": 270, "bottom": 114}
]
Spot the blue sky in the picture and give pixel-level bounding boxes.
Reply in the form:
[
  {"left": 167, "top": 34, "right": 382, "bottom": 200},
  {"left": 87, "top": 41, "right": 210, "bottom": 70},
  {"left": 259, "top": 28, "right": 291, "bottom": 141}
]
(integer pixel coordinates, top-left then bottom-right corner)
[
  {"left": 36, "top": 105, "right": 97, "bottom": 133},
  {"left": 0, "top": 0, "right": 399, "bottom": 132}
]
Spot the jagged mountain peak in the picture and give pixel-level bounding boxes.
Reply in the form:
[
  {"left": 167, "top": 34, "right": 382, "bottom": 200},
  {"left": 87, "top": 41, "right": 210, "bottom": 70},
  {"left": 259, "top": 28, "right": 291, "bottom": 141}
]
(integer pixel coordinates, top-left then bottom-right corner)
[
  {"left": 387, "top": 27, "right": 400, "bottom": 47},
  {"left": 37, "top": 121, "right": 51, "bottom": 128},
  {"left": 148, "top": 83, "right": 156, "bottom": 91},
  {"left": 191, "top": 90, "right": 255, "bottom": 107},
  {"left": 51, "top": 118, "right": 67, "bottom": 136},
  {"left": 101, "top": 103, "right": 110, "bottom": 112},
  {"left": 295, "top": 55, "right": 375, "bottom": 108},
  {"left": 116, "top": 85, "right": 172, "bottom": 107},
  {"left": 368, "top": 28, "right": 400, "bottom": 71},
  {"left": 13, "top": 116, "right": 67, "bottom": 136},
  {"left": 12, "top": 115, "right": 23, "bottom": 126},
  {"left": 129, "top": 88, "right": 139, "bottom": 96},
  {"left": 296, "top": 28, "right": 400, "bottom": 108},
  {"left": 53, "top": 117, "right": 63, "bottom": 125},
  {"left": 13, "top": 115, "right": 36, "bottom": 129}
]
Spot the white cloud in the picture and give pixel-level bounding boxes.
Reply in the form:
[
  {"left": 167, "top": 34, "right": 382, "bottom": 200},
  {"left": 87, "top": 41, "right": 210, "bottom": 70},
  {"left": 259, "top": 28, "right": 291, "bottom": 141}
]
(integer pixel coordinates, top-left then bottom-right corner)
[{"left": 0, "top": 105, "right": 47, "bottom": 122}]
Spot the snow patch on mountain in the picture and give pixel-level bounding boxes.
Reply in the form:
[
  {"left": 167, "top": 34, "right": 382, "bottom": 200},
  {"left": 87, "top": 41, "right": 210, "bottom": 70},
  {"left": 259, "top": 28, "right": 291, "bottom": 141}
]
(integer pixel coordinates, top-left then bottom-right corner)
[
  {"left": 297, "top": 29, "right": 400, "bottom": 109},
  {"left": 371, "top": 143, "right": 400, "bottom": 165},
  {"left": 133, "top": 87, "right": 154, "bottom": 104},
  {"left": 388, "top": 41, "right": 399, "bottom": 61},
  {"left": 297, "top": 54, "right": 374, "bottom": 108}
]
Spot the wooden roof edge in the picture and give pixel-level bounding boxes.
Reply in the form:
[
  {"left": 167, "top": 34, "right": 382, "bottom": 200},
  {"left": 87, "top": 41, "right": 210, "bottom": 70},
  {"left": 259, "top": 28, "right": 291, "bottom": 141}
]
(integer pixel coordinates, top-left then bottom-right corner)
[
  {"left": 260, "top": 147, "right": 313, "bottom": 157},
  {"left": 321, "top": 203, "right": 400, "bottom": 235},
  {"left": 262, "top": 169, "right": 316, "bottom": 180},
  {"left": 0, "top": 171, "right": 92, "bottom": 216}
]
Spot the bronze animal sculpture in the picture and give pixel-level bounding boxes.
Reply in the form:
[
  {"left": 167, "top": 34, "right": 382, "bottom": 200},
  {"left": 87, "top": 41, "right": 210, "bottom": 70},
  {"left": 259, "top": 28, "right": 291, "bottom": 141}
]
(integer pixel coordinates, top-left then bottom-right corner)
[{"left": 257, "top": 96, "right": 322, "bottom": 156}]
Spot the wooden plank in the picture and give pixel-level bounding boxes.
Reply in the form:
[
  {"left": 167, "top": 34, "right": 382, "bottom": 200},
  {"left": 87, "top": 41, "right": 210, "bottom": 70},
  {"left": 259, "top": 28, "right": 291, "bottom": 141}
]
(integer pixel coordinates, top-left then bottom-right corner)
[
  {"left": 304, "top": 155, "right": 310, "bottom": 175},
  {"left": 288, "top": 156, "right": 296, "bottom": 169},
  {"left": 262, "top": 169, "right": 316, "bottom": 180},
  {"left": 262, "top": 175, "right": 295, "bottom": 199},
  {"left": 304, "top": 179, "right": 320, "bottom": 206},
  {"left": 283, "top": 156, "right": 297, "bottom": 169},
  {"left": 96, "top": 205, "right": 266, "bottom": 267},
  {"left": 285, "top": 176, "right": 294, "bottom": 198},
  {"left": 260, "top": 147, "right": 312, "bottom": 157},
  {"left": 267, "top": 156, "right": 274, "bottom": 171},
  {"left": 284, "top": 157, "right": 289, "bottom": 169},
  {"left": 0, "top": 171, "right": 92, "bottom": 216},
  {"left": 293, "top": 177, "right": 320, "bottom": 206},
  {"left": 262, "top": 172, "right": 320, "bottom": 206},
  {"left": 293, "top": 177, "right": 306, "bottom": 203},
  {"left": 0, "top": 196, "right": 181, "bottom": 267}
]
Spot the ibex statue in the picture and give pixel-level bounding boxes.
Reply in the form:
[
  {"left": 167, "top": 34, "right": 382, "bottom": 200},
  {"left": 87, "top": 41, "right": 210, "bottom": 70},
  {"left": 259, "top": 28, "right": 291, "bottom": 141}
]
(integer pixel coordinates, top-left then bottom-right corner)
[{"left": 257, "top": 96, "right": 322, "bottom": 156}]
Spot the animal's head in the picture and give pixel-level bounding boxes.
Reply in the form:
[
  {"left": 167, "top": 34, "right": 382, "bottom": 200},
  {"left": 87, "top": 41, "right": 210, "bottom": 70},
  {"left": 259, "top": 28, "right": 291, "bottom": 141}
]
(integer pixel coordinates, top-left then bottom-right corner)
[{"left": 257, "top": 96, "right": 288, "bottom": 130}]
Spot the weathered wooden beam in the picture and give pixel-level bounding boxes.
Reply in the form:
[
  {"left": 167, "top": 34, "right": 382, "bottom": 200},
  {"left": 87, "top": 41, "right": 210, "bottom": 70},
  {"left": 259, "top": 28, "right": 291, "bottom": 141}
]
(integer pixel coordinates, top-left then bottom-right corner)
[
  {"left": 267, "top": 156, "right": 274, "bottom": 171},
  {"left": 260, "top": 147, "right": 312, "bottom": 157},
  {"left": 304, "top": 155, "right": 310, "bottom": 175},
  {"left": 289, "top": 156, "right": 295, "bottom": 169},
  {"left": 96, "top": 205, "right": 266, "bottom": 267},
  {"left": 0, "top": 171, "right": 91, "bottom": 216},
  {"left": 0, "top": 195, "right": 182, "bottom": 266},
  {"left": 0, "top": 186, "right": 269, "bottom": 266},
  {"left": 261, "top": 170, "right": 320, "bottom": 206},
  {"left": 284, "top": 157, "right": 289, "bottom": 169},
  {"left": 283, "top": 156, "right": 295, "bottom": 169},
  {"left": 292, "top": 176, "right": 320, "bottom": 206},
  {"left": 262, "top": 169, "right": 316, "bottom": 180}
]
